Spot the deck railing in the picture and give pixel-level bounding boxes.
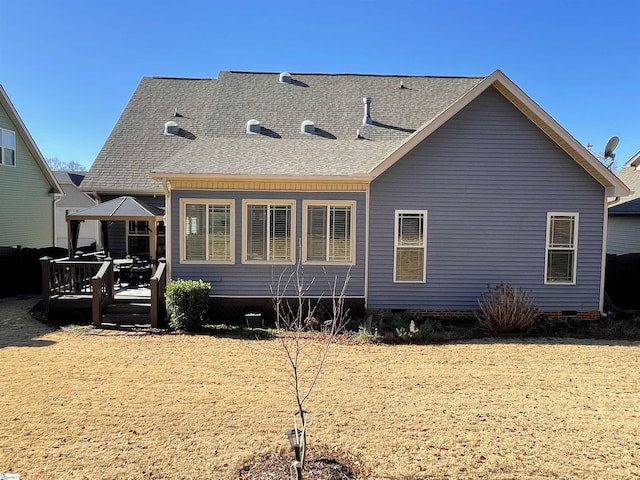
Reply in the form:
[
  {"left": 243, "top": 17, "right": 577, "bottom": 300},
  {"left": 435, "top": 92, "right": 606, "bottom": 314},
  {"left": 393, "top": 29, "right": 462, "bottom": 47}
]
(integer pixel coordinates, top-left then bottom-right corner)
[
  {"left": 150, "top": 259, "right": 167, "bottom": 328},
  {"left": 91, "top": 259, "right": 115, "bottom": 326},
  {"left": 40, "top": 257, "right": 105, "bottom": 311},
  {"left": 41, "top": 255, "right": 165, "bottom": 328}
]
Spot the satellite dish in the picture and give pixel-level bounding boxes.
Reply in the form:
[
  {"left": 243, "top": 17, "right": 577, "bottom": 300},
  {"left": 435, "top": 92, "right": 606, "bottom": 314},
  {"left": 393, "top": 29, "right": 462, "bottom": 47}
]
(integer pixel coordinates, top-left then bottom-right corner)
[{"left": 604, "top": 136, "right": 619, "bottom": 159}]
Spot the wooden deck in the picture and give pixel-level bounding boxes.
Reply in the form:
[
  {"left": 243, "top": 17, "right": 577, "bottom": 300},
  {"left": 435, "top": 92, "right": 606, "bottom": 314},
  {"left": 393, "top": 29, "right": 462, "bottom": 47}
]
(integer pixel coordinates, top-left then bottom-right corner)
[{"left": 41, "top": 256, "right": 166, "bottom": 328}]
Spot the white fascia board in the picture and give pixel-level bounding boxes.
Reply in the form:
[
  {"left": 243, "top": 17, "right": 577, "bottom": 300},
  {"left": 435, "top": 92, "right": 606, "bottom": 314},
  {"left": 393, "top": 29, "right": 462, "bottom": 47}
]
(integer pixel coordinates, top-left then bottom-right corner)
[
  {"left": 490, "top": 72, "right": 630, "bottom": 198},
  {"left": 0, "top": 85, "right": 62, "bottom": 194},
  {"left": 624, "top": 150, "right": 640, "bottom": 168},
  {"left": 149, "top": 172, "right": 371, "bottom": 183},
  {"left": 368, "top": 70, "right": 631, "bottom": 198}
]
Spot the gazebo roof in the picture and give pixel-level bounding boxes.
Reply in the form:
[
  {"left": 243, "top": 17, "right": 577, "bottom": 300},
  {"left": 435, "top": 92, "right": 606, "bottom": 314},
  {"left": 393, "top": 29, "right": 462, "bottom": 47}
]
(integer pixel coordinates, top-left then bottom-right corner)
[{"left": 66, "top": 196, "right": 164, "bottom": 221}]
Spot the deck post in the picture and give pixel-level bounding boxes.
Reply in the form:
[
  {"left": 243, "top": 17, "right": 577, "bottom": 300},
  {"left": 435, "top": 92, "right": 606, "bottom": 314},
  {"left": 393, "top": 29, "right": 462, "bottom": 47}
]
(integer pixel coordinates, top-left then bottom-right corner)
[
  {"left": 91, "top": 276, "right": 102, "bottom": 327},
  {"left": 150, "top": 258, "right": 166, "bottom": 328},
  {"left": 150, "top": 277, "right": 158, "bottom": 328},
  {"left": 105, "top": 257, "right": 114, "bottom": 303},
  {"left": 40, "top": 257, "right": 52, "bottom": 312}
]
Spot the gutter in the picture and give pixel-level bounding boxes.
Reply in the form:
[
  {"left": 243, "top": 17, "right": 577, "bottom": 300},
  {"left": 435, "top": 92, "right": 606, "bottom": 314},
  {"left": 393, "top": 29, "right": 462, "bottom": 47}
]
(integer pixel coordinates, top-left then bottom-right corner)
[{"left": 161, "top": 178, "right": 172, "bottom": 280}]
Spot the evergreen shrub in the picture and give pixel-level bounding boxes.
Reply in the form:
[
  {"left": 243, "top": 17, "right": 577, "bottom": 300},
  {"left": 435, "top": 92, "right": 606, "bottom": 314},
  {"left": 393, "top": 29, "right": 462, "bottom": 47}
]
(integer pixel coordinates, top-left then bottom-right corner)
[{"left": 165, "top": 279, "right": 211, "bottom": 331}]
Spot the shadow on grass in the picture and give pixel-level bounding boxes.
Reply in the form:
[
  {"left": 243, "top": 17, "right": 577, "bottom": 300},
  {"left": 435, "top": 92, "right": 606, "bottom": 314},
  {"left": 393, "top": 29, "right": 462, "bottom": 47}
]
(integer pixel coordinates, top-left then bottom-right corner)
[
  {"left": 356, "top": 314, "right": 640, "bottom": 347},
  {"left": 0, "top": 299, "right": 57, "bottom": 349},
  {"left": 29, "top": 298, "right": 640, "bottom": 346},
  {"left": 0, "top": 336, "right": 56, "bottom": 350},
  {"left": 193, "top": 324, "right": 277, "bottom": 341}
]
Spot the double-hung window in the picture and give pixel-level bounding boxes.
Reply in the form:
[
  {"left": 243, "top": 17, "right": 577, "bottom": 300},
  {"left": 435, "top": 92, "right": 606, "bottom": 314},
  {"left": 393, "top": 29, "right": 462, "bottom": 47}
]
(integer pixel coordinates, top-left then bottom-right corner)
[
  {"left": 303, "top": 201, "right": 355, "bottom": 264},
  {"left": 545, "top": 212, "right": 578, "bottom": 284},
  {"left": 1, "top": 128, "right": 16, "bottom": 166},
  {"left": 394, "top": 210, "right": 427, "bottom": 282},
  {"left": 243, "top": 200, "right": 295, "bottom": 263},
  {"left": 182, "top": 200, "right": 234, "bottom": 262}
]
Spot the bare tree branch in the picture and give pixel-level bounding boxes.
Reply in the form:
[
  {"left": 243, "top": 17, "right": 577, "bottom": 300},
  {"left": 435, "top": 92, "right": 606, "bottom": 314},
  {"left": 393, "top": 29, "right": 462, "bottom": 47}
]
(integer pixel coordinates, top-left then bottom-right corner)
[{"left": 271, "top": 257, "right": 351, "bottom": 476}]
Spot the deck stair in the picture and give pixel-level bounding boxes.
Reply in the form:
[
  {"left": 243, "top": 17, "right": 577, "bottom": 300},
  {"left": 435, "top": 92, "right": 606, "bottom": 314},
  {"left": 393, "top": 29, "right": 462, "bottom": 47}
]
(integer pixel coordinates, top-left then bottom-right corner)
[
  {"left": 101, "top": 298, "right": 152, "bottom": 328},
  {"left": 41, "top": 257, "right": 167, "bottom": 329}
]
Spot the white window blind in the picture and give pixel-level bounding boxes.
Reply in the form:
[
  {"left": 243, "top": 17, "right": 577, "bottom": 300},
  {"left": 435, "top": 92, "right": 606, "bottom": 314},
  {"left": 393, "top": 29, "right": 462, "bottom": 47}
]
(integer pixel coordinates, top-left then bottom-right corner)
[
  {"left": 184, "top": 202, "right": 232, "bottom": 262},
  {"left": 246, "top": 203, "right": 293, "bottom": 262},
  {"left": 1, "top": 128, "right": 16, "bottom": 166},
  {"left": 545, "top": 213, "right": 578, "bottom": 284},
  {"left": 394, "top": 211, "right": 426, "bottom": 282},
  {"left": 306, "top": 204, "right": 352, "bottom": 262}
]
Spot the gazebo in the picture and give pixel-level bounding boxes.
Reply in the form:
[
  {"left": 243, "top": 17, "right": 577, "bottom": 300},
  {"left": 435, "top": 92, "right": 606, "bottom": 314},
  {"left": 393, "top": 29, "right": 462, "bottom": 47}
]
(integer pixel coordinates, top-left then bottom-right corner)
[{"left": 66, "top": 196, "right": 164, "bottom": 261}]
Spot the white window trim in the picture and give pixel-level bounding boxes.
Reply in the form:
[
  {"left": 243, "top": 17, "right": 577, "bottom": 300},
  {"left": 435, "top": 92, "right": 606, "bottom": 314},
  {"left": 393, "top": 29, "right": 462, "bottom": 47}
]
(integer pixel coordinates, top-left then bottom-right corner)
[
  {"left": 544, "top": 212, "right": 578, "bottom": 285},
  {"left": 301, "top": 200, "right": 356, "bottom": 265},
  {"left": 0, "top": 128, "right": 16, "bottom": 167},
  {"left": 242, "top": 199, "right": 296, "bottom": 264},
  {"left": 393, "top": 210, "right": 427, "bottom": 283},
  {"left": 180, "top": 198, "right": 235, "bottom": 264}
]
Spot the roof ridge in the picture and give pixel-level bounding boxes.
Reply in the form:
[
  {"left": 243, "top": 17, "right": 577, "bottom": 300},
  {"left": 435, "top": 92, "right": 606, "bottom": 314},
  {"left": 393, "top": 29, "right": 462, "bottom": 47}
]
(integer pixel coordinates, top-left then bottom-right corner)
[
  {"left": 146, "top": 76, "right": 215, "bottom": 81},
  {"left": 224, "top": 70, "right": 485, "bottom": 79}
]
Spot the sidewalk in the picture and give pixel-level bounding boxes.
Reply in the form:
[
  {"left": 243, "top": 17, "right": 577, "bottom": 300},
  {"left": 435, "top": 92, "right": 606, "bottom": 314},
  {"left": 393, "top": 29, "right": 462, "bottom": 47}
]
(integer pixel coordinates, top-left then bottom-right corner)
[{"left": 0, "top": 296, "right": 54, "bottom": 348}]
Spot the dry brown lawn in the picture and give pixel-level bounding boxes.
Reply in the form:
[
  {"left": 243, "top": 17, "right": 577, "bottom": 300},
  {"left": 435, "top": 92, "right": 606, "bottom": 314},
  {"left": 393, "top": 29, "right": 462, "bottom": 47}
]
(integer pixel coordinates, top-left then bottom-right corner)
[{"left": 1, "top": 298, "right": 640, "bottom": 479}]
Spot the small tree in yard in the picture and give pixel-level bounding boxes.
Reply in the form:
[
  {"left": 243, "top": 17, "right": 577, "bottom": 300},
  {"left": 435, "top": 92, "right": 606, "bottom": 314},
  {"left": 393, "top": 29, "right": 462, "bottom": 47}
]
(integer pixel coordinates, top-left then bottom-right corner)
[{"left": 271, "top": 262, "right": 351, "bottom": 479}]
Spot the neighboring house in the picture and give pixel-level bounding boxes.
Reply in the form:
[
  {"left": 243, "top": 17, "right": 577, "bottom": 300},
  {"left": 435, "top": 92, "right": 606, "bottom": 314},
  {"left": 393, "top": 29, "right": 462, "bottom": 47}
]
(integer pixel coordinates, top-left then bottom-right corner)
[
  {"left": 607, "top": 152, "right": 640, "bottom": 254},
  {"left": 0, "top": 85, "right": 61, "bottom": 248},
  {"left": 53, "top": 171, "right": 98, "bottom": 250},
  {"left": 83, "top": 70, "right": 629, "bottom": 318}
]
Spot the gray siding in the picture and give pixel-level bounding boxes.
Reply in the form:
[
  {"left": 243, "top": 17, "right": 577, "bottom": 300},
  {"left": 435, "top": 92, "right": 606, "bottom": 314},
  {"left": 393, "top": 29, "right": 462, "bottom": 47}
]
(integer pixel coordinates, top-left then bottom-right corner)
[
  {"left": 171, "top": 190, "right": 366, "bottom": 298},
  {"left": 368, "top": 87, "right": 606, "bottom": 311},
  {"left": 607, "top": 216, "right": 640, "bottom": 254}
]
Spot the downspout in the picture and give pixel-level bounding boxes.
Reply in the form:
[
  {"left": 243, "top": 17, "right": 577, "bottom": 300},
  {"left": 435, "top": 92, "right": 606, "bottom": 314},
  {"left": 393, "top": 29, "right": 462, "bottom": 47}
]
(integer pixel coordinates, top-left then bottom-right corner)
[
  {"left": 92, "top": 192, "right": 101, "bottom": 251},
  {"left": 599, "top": 195, "right": 609, "bottom": 316},
  {"left": 364, "top": 182, "right": 370, "bottom": 310},
  {"left": 52, "top": 192, "right": 63, "bottom": 247},
  {"left": 161, "top": 178, "right": 172, "bottom": 280}
]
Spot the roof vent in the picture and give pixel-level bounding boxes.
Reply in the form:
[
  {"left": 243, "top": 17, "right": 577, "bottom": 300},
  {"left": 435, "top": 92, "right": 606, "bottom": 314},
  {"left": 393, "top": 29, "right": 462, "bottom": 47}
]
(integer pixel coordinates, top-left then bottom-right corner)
[
  {"left": 301, "top": 120, "right": 315, "bottom": 135},
  {"left": 362, "top": 97, "right": 373, "bottom": 125},
  {"left": 164, "top": 121, "right": 179, "bottom": 135},
  {"left": 279, "top": 72, "right": 292, "bottom": 84},
  {"left": 246, "top": 119, "right": 261, "bottom": 134}
]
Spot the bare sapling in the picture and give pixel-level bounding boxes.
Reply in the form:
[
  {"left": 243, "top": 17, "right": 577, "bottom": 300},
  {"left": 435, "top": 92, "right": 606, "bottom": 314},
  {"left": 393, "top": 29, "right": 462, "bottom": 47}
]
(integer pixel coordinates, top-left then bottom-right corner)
[{"left": 271, "top": 260, "right": 351, "bottom": 478}]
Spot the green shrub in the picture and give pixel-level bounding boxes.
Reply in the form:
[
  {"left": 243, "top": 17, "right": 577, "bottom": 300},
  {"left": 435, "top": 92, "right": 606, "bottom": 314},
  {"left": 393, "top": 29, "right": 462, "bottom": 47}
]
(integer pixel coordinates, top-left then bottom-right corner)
[
  {"left": 356, "top": 315, "right": 381, "bottom": 342},
  {"left": 165, "top": 279, "right": 211, "bottom": 331},
  {"left": 395, "top": 319, "right": 420, "bottom": 341},
  {"left": 475, "top": 282, "right": 539, "bottom": 333}
]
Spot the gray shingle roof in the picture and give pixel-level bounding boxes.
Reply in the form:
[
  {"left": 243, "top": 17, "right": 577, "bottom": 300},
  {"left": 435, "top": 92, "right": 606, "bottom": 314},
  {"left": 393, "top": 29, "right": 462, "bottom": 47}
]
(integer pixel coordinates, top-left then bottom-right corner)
[
  {"left": 82, "top": 77, "right": 217, "bottom": 193},
  {"left": 85, "top": 72, "right": 484, "bottom": 191},
  {"left": 67, "top": 196, "right": 164, "bottom": 220},
  {"left": 165, "top": 137, "right": 401, "bottom": 177},
  {"left": 609, "top": 196, "right": 640, "bottom": 214},
  {"left": 610, "top": 166, "right": 640, "bottom": 207}
]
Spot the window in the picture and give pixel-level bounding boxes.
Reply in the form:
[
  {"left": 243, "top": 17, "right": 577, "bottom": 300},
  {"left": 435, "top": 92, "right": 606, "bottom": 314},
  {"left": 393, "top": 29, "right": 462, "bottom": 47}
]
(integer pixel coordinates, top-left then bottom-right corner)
[
  {"left": 182, "top": 201, "right": 234, "bottom": 262},
  {"left": 394, "top": 211, "right": 427, "bottom": 282},
  {"left": 545, "top": 213, "right": 578, "bottom": 284},
  {"left": 1, "top": 128, "right": 16, "bottom": 166},
  {"left": 243, "top": 200, "right": 294, "bottom": 263},
  {"left": 127, "top": 221, "right": 150, "bottom": 257},
  {"left": 303, "top": 202, "right": 355, "bottom": 264}
]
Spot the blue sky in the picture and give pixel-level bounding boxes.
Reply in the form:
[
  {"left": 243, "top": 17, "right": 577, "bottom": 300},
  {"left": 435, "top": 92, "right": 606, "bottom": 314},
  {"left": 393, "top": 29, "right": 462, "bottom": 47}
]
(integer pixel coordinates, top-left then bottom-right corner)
[{"left": 3, "top": 0, "right": 639, "bottom": 171}]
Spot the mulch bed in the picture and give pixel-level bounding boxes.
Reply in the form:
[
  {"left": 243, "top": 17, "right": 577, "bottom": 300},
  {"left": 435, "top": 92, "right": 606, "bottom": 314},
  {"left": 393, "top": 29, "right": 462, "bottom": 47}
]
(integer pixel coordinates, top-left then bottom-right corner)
[{"left": 238, "top": 448, "right": 369, "bottom": 480}]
